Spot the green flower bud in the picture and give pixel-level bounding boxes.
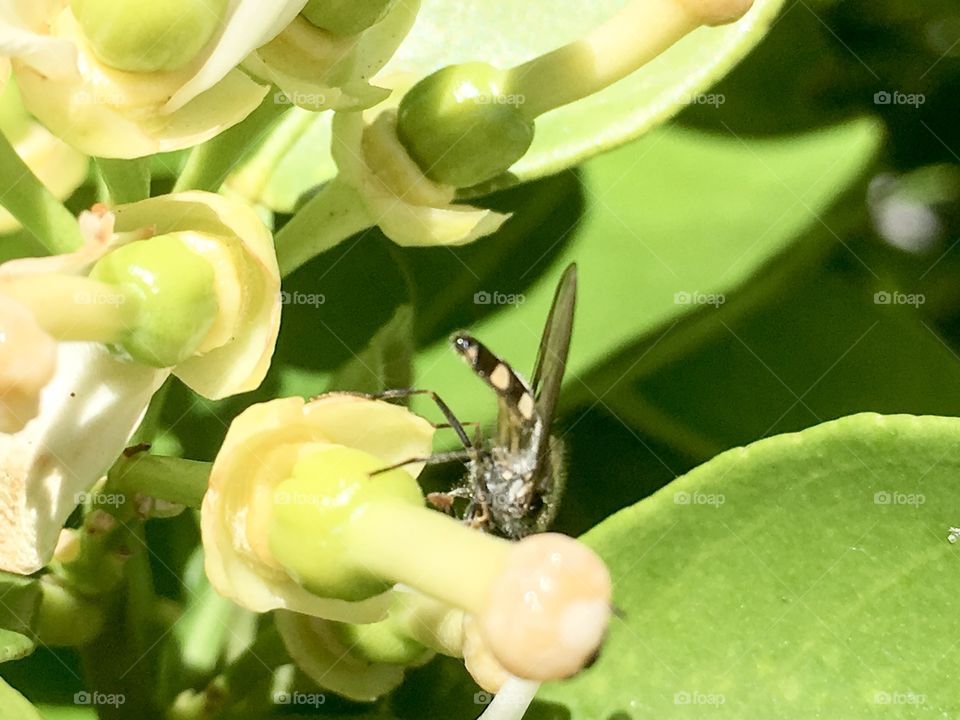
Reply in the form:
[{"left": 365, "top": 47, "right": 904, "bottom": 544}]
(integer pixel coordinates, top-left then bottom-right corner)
[
  {"left": 268, "top": 446, "right": 424, "bottom": 602},
  {"left": 300, "top": 0, "right": 398, "bottom": 36},
  {"left": 89, "top": 234, "right": 218, "bottom": 368},
  {"left": 397, "top": 62, "right": 535, "bottom": 188},
  {"left": 333, "top": 615, "right": 431, "bottom": 666},
  {"left": 71, "top": 0, "right": 229, "bottom": 73}
]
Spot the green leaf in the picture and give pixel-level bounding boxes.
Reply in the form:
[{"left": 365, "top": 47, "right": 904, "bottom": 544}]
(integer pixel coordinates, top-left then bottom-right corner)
[
  {"left": 610, "top": 257, "right": 960, "bottom": 454},
  {"left": 0, "top": 678, "right": 44, "bottom": 720},
  {"left": 541, "top": 412, "right": 960, "bottom": 718},
  {"left": 243, "top": 0, "right": 788, "bottom": 209},
  {"left": 410, "top": 118, "right": 882, "bottom": 435},
  {"left": 326, "top": 305, "right": 416, "bottom": 394}
]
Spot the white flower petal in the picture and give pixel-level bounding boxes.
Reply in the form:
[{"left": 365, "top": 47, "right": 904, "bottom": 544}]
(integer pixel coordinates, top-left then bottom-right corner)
[
  {"left": 0, "top": 342, "right": 168, "bottom": 574},
  {"left": 165, "top": 0, "right": 309, "bottom": 112}
]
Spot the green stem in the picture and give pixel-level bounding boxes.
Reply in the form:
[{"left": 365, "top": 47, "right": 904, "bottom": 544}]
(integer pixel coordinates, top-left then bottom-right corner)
[
  {"left": 174, "top": 96, "right": 288, "bottom": 193},
  {"left": 110, "top": 453, "right": 210, "bottom": 510},
  {"left": 34, "top": 576, "right": 106, "bottom": 647},
  {"left": 0, "top": 129, "right": 83, "bottom": 254},
  {"left": 97, "top": 157, "right": 152, "bottom": 204},
  {"left": 227, "top": 109, "right": 316, "bottom": 203},
  {"left": 274, "top": 178, "right": 373, "bottom": 277},
  {"left": 508, "top": 0, "right": 697, "bottom": 120}
]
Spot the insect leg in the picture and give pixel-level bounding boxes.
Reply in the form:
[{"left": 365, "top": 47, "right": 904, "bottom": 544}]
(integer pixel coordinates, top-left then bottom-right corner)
[
  {"left": 366, "top": 388, "right": 473, "bottom": 449},
  {"left": 368, "top": 449, "right": 476, "bottom": 476}
]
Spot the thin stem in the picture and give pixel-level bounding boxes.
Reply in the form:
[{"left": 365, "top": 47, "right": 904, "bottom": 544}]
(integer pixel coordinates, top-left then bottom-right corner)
[
  {"left": 110, "top": 453, "right": 210, "bottom": 510},
  {"left": 34, "top": 576, "right": 106, "bottom": 646},
  {"left": 174, "top": 96, "right": 288, "bottom": 193},
  {"left": 274, "top": 178, "right": 373, "bottom": 277},
  {"left": 0, "top": 273, "right": 139, "bottom": 343},
  {"left": 228, "top": 109, "right": 317, "bottom": 202},
  {"left": 0, "top": 129, "right": 83, "bottom": 254},
  {"left": 97, "top": 157, "right": 152, "bottom": 204},
  {"left": 344, "top": 502, "right": 510, "bottom": 615},
  {"left": 508, "top": 0, "right": 697, "bottom": 120}
]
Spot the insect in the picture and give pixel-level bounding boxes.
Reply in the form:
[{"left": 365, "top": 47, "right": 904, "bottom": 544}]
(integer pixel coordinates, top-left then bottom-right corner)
[{"left": 370, "top": 263, "right": 577, "bottom": 539}]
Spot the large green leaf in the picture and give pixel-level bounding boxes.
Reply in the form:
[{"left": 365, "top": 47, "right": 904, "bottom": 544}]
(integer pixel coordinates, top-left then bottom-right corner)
[
  {"left": 250, "top": 0, "right": 788, "bottom": 210},
  {"left": 410, "top": 118, "right": 882, "bottom": 436},
  {"left": 608, "top": 256, "right": 960, "bottom": 455},
  {"left": 540, "top": 412, "right": 960, "bottom": 718}
]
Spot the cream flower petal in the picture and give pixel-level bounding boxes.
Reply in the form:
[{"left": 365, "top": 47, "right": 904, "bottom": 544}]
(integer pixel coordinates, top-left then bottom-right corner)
[
  {"left": 201, "top": 395, "right": 435, "bottom": 622},
  {"left": 111, "top": 191, "right": 281, "bottom": 399},
  {"left": 0, "top": 295, "right": 56, "bottom": 433},
  {"left": 274, "top": 610, "right": 410, "bottom": 702},
  {"left": 12, "top": 7, "right": 268, "bottom": 158},
  {"left": 331, "top": 109, "right": 510, "bottom": 247},
  {"left": 0, "top": 0, "right": 76, "bottom": 80},
  {"left": 165, "top": 0, "right": 309, "bottom": 113},
  {"left": 0, "top": 342, "right": 168, "bottom": 574}
]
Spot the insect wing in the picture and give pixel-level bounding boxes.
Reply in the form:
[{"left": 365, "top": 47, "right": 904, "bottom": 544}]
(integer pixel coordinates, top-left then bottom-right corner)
[{"left": 531, "top": 263, "right": 578, "bottom": 451}]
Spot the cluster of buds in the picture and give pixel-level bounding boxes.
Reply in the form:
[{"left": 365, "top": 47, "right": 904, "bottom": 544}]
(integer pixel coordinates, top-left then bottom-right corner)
[{"left": 201, "top": 394, "right": 613, "bottom": 712}]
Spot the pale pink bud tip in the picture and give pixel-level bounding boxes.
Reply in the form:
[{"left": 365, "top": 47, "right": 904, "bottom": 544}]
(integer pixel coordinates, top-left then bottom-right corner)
[
  {"left": 677, "top": 0, "right": 755, "bottom": 25},
  {"left": 480, "top": 533, "right": 612, "bottom": 681}
]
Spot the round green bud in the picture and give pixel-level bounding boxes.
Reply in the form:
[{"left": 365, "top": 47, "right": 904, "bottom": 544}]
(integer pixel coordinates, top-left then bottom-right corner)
[
  {"left": 300, "top": 0, "right": 398, "bottom": 36},
  {"left": 269, "top": 446, "right": 424, "bottom": 602},
  {"left": 89, "top": 234, "right": 218, "bottom": 368},
  {"left": 71, "top": 0, "right": 229, "bottom": 73},
  {"left": 396, "top": 62, "right": 535, "bottom": 189},
  {"left": 333, "top": 617, "right": 430, "bottom": 666}
]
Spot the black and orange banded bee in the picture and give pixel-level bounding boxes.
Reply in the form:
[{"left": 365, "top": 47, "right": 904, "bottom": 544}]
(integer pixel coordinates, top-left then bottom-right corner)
[{"left": 370, "top": 264, "right": 577, "bottom": 539}]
